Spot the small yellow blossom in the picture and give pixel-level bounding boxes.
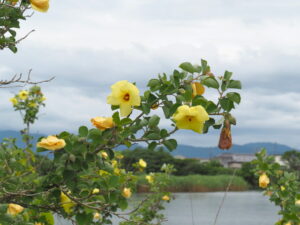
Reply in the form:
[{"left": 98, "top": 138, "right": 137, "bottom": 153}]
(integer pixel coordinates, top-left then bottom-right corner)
[
  {"left": 111, "top": 160, "right": 118, "bottom": 168},
  {"left": 35, "top": 223, "right": 44, "bottom": 225},
  {"left": 295, "top": 199, "right": 300, "bottom": 206},
  {"left": 94, "top": 212, "right": 102, "bottom": 220},
  {"left": 280, "top": 186, "right": 286, "bottom": 191},
  {"left": 7, "top": 203, "right": 24, "bottom": 216},
  {"left": 107, "top": 80, "right": 141, "bottom": 117},
  {"left": 101, "top": 151, "right": 108, "bottom": 159},
  {"left": 138, "top": 159, "right": 147, "bottom": 168},
  {"left": 29, "top": 101, "right": 37, "bottom": 108},
  {"left": 10, "top": 97, "right": 18, "bottom": 105},
  {"left": 18, "top": 90, "right": 28, "bottom": 100},
  {"left": 37, "top": 136, "right": 66, "bottom": 151},
  {"left": 173, "top": 105, "right": 209, "bottom": 133},
  {"left": 192, "top": 82, "right": 205, "bottom": 97},
  {"left": 146, "top": 174, "right": 154, "bottom": 184},
  {"left": 259, "top": 173, "right": 270, "bottom": 188},
  {"left": 162, "top": 195, "right": 170, "bottom": 201},
  {"left": 39, "top": 96, "right": 46, "bottom": 102},
  {"left": 92, "top": 188, "right": 100, "bottom": 194},
  {"left": 285, "top": 222, "right": 292, "bottom": 225},
  {"left": 99, "top": 170, "right": 110, "bottom": 176},
  {"left": 115, "top": 154, "right": 124, "bottom": 159},
  {"left": 30, "top": 0, "right": 49, "bottom": 12},
  {"left": 91, "top": 117, "right": 114, "bottom": 130},
  {"left": 114, "top": 168, "right": 121, "bottom": 175},
  {"left": 60, "top": 192, "right": 75, "bottom": 214},
  {"left": 122, "top": 188, "right": 132, "bottom": 198}
]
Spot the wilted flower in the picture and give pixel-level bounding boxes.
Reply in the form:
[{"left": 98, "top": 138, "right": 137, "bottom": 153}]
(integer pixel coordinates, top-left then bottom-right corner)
[
  {"left": 91, "top": 117, "right": 114, "bottom": 130},
  {"left": 7, "top": 203, "right": 24, "bottom": 216},
  {"left": 30, "top": 0, "right": 49, "bottom": 12},
  {"left": 218, "top": 120, "right": 232, "bottom": 150},
  {"left": 37, "top": 136, "right": 66, "bottom": 151},
  {"left": 259, "top": 173, "right": 270, "bottom": 188},
  {"left": 172, "top": 105, "right": 209, "bottom": 133},
  {"left": 107, "top": 80, "right": 141, "bottom": 117}
]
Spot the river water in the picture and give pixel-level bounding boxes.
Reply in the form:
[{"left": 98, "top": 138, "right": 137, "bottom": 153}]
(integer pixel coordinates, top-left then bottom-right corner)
[{"left": 55, "top": 192, "right": 280, "bottom": 225}]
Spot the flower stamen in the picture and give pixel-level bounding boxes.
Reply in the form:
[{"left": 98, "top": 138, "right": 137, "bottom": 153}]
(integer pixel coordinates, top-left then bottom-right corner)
[{"left": 123, "top": 93, "right": 130, "bottom": 101}]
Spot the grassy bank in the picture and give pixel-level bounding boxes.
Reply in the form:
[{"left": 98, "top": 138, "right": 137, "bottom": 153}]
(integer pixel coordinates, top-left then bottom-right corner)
[{"left": 137, "top": 174, "right": 249, "bottom": 192}]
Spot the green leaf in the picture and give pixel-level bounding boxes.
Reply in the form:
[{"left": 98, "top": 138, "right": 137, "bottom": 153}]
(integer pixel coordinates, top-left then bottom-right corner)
[
  {"left": 224, "top": 71, "right": 233, "bottom": 81},
  {"left": 202, "top": 77, "right": 219, "bottom": 89},
  {"left": 112, "top": 111, "right": 121, "bottom": 125},
  {"left": 76, "top": 212, "right": 93, "bottom": 225},
  {"left": 179, "top": 62, "right": 195, "bottom": 73},
  {"left": 147, "top": 79, "right": 160, "bottom": 91},
  {"left": 226, "top": 92, "right": 241, "bottom": 104},
  {"left": 145, "top": 132, "right": 161, "bottom": 140},
  {"left": 228, "top": 80, "right": 242, "bottom": 89},
  {"left": 163, "top": 139, "right": 177, "bottom": 151},
  {"left": 148, "top": 115, "right": 160, "bottom": 127},
  {"left": 148, "top": 142, "right": 157, "bottom": 151},
  {"left": 78, "top": 126, "right": 88, "bottom": 137},
  {"left": 220, "top": 98, "right": 235, "bottom": 111}
]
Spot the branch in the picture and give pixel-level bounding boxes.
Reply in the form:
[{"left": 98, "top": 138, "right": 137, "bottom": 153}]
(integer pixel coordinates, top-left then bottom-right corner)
[{"left": 0, "top": 69, "right": 55, "bottom": 88}]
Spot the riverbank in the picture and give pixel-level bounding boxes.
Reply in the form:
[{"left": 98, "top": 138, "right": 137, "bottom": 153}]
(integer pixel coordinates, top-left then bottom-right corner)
[{"left": 137, "top": 174, "right": 249, "bottom": 192}]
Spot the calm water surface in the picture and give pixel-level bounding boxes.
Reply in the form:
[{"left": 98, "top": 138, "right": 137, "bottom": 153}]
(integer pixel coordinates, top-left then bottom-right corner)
[{"left": 55, "top": 192, "right": 280, "bottom": 225}]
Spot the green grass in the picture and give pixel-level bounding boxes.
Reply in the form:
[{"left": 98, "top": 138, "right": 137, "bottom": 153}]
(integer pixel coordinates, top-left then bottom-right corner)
[{"left": 137, "top": 174, "right": 249, "bottom": 192}]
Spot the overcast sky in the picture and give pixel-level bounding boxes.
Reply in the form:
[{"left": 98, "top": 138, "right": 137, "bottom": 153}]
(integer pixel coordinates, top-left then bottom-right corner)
[{"left": 1, "top": 0, "right": 300, "bottom": 148}]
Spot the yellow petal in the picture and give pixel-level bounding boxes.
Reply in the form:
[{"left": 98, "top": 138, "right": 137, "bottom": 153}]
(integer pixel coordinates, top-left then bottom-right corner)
[
  {"left": 119, "top": 103, "right": 132, "bottom": 117},
  {"left": 30, "top": 0, "right": 49, "bottom": 12}
]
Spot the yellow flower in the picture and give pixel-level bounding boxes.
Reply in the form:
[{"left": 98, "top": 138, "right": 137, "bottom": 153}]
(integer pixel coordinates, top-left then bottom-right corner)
[
  {"left": 18, "top": 90, "right": 28, "bottom": 100},
  {"left": 146, "top": 174, "right": 154, "bottom": 184},
  {"left": 107, "top": 80, "right": 141, "bottom": 117},
  {"left": 280, "top": 186, "right": 286, "bottom": 191},
  {"left": 295, "top": 199, "right": 300, "bottom": 206},
  {"left": 173, "top": 105, "right": 209, "bottom": 133},
  {"left": 94, "top": 212, "right": 102, "bottom": 220},
  {"left": 138, "top": 159, "right": 147, "bottom": 168},
  {"left": 115, "top": 154, "right": 124, "bottom": 159},
  {"left": 29, "top": 101, "right": 37, "bottom": 108},
  {"left": 39, "top": 96, "right": 46, "bottom": 102},
  {"left": 37, "top": 136, "right": 66, "bottom": 151},
  {"left": 9, "top": 97, "right": 18, "bottom": 105},
  {"left": 122, "top": 188, "right": 132, "bottom": 198},
  {"left": 100, "top": 151, "right": 108, "bottom": 159},
  {"left": 162, "top": 195, "right": 170, "bottom": 201},
  {"left": 98, "top": 170, "right": 110, "bottom": 176},
  {"left": 92, "top": 188, "right": 100, "bottom": 194},
  {"left": 285, "top": 222, "right": 292, "bottom": 225},
  {"left": 192, "top": 82, "right": 205, "bottom": 97},
  {"left": 91, "top": 117, "right": 114, "bottom": 130},
  {"left": 259, "top": 173, "right": 270, "bottom": 188},
  {"left": 60, "top": 192, "right": 75, "bottom": 214},
  {"left": 114, "top": 168, "right": 121, "bottom": 175},
  {"left": 7, "top": 203, "right": 24, "bottom": 216},
  {"left": 111, "top": 160, "right": 118, "bottom": 168},
  {"left": 35, "top": 223, "right": 44, "bottom": 225},
  {"left": 30, "top": 0, "right": 49, "bottom": 12}
]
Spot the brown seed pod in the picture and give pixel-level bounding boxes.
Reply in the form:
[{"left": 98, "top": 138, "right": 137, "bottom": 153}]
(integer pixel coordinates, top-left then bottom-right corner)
[{"left": 218, "top": 120, "right": 232, "bottom": 150}]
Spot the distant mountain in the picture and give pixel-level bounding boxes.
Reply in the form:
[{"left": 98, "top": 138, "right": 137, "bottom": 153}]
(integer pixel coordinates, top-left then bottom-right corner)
[
  {"left": 0, "top": 130, "right": 43, "bottom": 148},
  {"left": 0, "top": 130, "right": 297, "bottom": 158},
  {"left": 170, "top": 142, "right": 297, "bottom": 158}
]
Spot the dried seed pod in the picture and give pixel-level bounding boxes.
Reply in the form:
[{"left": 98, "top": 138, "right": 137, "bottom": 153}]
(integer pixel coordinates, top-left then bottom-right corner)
[{"left": 218, "top": 120, "right": 232, "bottom": 150}]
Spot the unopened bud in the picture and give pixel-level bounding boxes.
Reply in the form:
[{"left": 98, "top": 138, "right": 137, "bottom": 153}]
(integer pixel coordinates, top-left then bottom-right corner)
[{"left": 191, "top": 82, "right": 205, "bottom": 97}]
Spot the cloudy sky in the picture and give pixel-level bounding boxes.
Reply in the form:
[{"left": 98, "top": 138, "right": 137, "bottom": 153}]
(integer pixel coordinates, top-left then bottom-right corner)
[{"left": 1, "top": 0, "right": 300, "bottom": 148}]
